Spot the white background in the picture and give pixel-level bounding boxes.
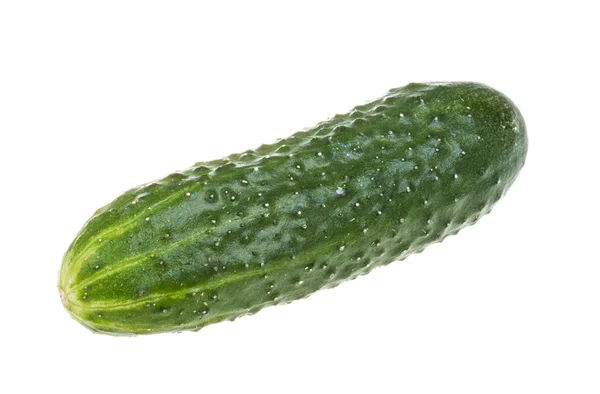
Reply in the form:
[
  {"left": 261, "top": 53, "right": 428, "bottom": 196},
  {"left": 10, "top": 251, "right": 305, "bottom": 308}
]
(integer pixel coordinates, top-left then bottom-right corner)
[{"left": 1, "top": 1, "right": 598, "bottom": 393}]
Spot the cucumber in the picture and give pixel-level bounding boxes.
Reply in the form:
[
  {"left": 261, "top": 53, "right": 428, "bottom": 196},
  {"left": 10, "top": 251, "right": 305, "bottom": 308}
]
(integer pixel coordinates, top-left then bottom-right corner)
[{"left": 59, "top": 82, "right": 527, "bottom": 335}]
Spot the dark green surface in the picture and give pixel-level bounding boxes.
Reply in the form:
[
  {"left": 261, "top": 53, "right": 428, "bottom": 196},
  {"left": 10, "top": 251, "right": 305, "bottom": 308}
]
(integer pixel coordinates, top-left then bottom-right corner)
[{"left": 59, "top": 82, "right": 527, "bottom": 335}]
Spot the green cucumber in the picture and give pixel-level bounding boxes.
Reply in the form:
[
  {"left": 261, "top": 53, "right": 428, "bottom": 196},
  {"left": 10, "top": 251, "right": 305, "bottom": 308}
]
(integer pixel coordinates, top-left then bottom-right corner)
[{"left": 59, "top": 82, "right": 527, "bottom": 335}]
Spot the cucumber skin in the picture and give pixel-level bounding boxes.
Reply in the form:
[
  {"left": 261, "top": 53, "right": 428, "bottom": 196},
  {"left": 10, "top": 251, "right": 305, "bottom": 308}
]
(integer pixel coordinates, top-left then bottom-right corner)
[{"left": 59, "top": 82, "right": 527, "bottom": 335}]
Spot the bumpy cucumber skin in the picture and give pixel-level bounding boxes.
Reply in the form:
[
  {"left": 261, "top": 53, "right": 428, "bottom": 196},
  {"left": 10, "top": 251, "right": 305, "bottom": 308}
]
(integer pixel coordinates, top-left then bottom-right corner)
[{"left": 59, "top": 82, "right": 527, "bottom": 335}]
